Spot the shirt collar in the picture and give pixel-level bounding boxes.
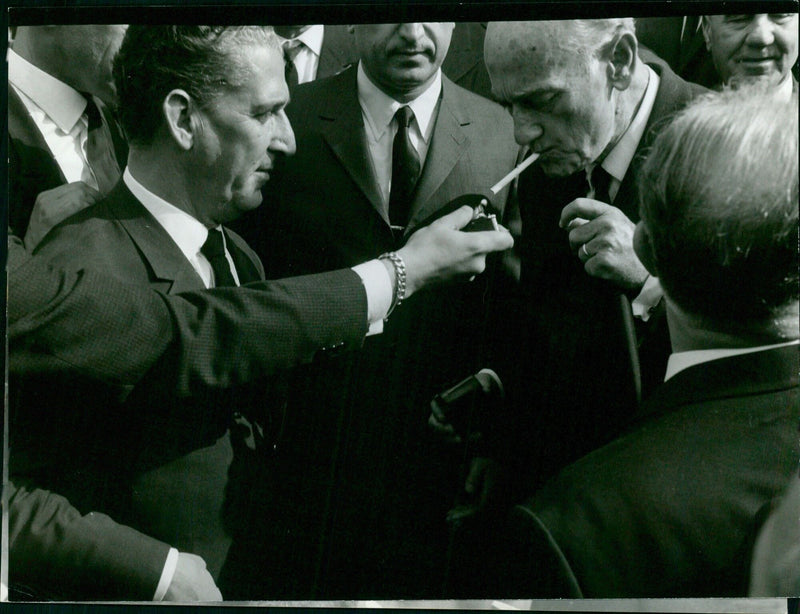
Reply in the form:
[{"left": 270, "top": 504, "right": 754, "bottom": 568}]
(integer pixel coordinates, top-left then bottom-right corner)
[
  {"left": 600, "top": 64, "right": 660, "bottom": 183},
  {"left": 8, "top": 48, "right": 88, "bottom": 133},
  {"left": 278, "top": 24, "right": 324, "bottom": 57},
  {"left": 123, "top": 167, "right": 211, "bottom": 265},
  {"left": 356, "top": 60, "right": 441, "bottom": 142},
  {"left": 664, "top": 339, "right": 800, "bottom": 381}
]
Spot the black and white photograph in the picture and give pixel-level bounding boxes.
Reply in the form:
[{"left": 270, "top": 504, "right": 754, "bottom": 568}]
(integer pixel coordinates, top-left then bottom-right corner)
[{"left": 3, "top": 0, "right": 799, "bottom": 609}]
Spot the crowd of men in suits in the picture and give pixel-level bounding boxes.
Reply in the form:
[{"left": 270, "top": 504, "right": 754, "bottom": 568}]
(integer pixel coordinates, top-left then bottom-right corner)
[{"left": 5, "top": 13, "right": 799, "bottom": 601}]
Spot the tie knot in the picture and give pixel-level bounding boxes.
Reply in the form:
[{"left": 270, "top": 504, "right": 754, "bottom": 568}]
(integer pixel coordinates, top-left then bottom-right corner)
[
  {"left": 201, "top": 228, "right": 226, "bottom": 260},
  {"left": 394, "top": 105, "right": 414, "bottom": 129},
  {"left": 283, "top": 39, "right": 304, "bottom": 61}
]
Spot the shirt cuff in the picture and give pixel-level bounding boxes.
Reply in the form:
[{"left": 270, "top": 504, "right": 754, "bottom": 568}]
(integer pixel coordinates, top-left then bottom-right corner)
[
  {"left": 631, "top": 275, "right": 663, "bottom": 322},
  {"left": 351, "top": 259, "right": 393, "bottom": 335},
  {"left": 153, "top": 547, "right": 179, "bottom": 601}
]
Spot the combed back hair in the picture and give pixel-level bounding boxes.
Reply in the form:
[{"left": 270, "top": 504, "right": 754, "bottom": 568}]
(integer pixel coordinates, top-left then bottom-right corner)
[
  {"left": 113, "top": 26, "right": 279, "bottom": 145},
  {"left": 638, "top": 85, "right": 799, "bottom": 326}
]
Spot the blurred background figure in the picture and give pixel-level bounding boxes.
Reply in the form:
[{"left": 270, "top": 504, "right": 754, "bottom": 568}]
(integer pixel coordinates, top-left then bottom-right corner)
[
  {"left": 701, "top": 13, "right": 798, "bottom": 97},
  {"left": 8, "top": 25, "right": 128, "bottom": 247}
]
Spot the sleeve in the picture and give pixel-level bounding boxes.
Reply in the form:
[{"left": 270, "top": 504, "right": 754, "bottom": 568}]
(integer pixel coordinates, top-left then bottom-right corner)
[
  {"left": 6, "top": 479, "right": 170, "bottom": 601},
  {"left": 8, "top": 229, "right": 369, "bottom": 396}
]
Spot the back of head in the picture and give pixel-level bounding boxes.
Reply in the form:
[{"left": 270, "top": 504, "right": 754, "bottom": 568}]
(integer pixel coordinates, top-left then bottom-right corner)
[
  {"left": 113, "top": 26, "right": 279, "bottom": 145},
  {"left": 638, "top": 85, "right": 798, "bottom": 328}
]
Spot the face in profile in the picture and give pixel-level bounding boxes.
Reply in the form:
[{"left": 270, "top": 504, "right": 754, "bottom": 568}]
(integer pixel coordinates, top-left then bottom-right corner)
[
  {"left": 189, "top": 43, "right": 296, "bottom": 226},
  {"left": 351, "top": 23, "right": 455, "bottom": 102},
  {"left": 485, "top": 22, "right": 622, "bottom": 177},
  {"left": 702, "top": 13, "right": 799, "bottom": 87}
]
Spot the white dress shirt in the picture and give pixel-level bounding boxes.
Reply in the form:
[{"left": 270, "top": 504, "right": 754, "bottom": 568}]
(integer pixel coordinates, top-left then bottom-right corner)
[
  {"left": 357, "top": 61, "right": 441, "bottom": 209},
  {"left": 124, "top": 168, "right": 240, "bottom": 288},
  {"left": 278, "top": 25, "right": 324, "bottom": 85},
  {"left": 9, "top": 49, "right": 99, "bottom": 190},
  {"left": 664, "top": 339, "right": 799, "bottom": 381}
]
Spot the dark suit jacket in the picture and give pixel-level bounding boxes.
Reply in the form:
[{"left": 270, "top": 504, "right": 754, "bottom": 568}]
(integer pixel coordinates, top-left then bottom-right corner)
[
  {"left": 316, "top": 25, "right": 357, "bottom": 79},
  {"left": 20, "top": 181, "right": 273, "bottom": 577},
  {"left": 8, "top": 181, "right": 368, "bottom": 598},
  {"left": 8, "top": 478, "right": 170, "bottom": 601},
  {"left": 497, "top": 345, "right": 800, "bottom": 598},
  {"left": 494, "top": 56, "right": 707, "bottom": 491},
  {"left": 7, "top": 87, "right": 127, "bottom": 237},
  {"left": 6, "top": 226, "right": 367, "bottom": 600},
  {"left": 224, "top": 67, "right": 517, "bottom": 599}
]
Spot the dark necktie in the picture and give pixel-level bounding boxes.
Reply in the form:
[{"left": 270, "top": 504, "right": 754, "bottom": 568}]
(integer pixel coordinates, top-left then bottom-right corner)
[
  {"left": 283, "top": 40, "right": 302, "bottom": 89},
  {"left": 388, "top": 105, "right": 421, "bottom": 233},
  {"left": 82, "top": 94, "right": 121, "bottom": 195},
  {"left": 589, "top": 164, "right": 613, "bottom": 204},
  {"left": 201, "top": 228, "right": 237, "bottom": 287}
]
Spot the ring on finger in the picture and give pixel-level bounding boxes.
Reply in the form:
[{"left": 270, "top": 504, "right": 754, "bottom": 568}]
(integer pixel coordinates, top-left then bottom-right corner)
[{"left": 580, "top": 243, "right": 590, "bottom": 259}]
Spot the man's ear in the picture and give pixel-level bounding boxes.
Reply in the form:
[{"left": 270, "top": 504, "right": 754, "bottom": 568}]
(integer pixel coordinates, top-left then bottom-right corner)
[
  {"left": 633, "top": 221, "right": 659, "bottom": 277},
  {"left": 163, "top": 89, "right": 195, "bottom": 151},
  {"left": 607, "top": 31, "right": 637, "bottom": 91}
]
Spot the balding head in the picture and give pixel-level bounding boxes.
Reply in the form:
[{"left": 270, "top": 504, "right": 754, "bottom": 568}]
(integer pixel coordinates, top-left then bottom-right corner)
[{"left": 485, "top": 19, "right": 642, "bottom": 177}]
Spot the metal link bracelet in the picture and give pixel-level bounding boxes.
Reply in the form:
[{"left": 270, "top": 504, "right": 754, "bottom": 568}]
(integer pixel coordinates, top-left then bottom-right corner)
[{"left": 379, "top": 251, "right": 406, "bottom": 321}]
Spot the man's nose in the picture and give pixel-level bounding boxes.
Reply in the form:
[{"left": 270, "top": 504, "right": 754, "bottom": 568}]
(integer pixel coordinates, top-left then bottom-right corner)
[
  {"left": 396, "top": 23, "right": 425, "bottom": 44},
  {"left": 271, "top": 111, "right": 297, "bottom": 156},
  {"left": 512, "top": 110, "right": 544, "bottom": 148},
  {"left": 745, "top": 15, "right": 776, "bottom": 47}
]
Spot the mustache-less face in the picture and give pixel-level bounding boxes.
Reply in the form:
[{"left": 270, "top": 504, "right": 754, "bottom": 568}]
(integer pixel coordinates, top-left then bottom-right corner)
[{"left": 351, "top": 23, "right": 455, "bottom": 102}]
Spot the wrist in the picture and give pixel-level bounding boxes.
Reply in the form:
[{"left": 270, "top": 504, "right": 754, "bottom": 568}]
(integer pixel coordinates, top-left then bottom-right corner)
[{"left": 378, "top": 251, "right": 406, "bottom": 320}]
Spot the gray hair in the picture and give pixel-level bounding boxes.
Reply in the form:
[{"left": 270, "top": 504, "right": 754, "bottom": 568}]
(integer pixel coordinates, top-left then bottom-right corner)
[{"left": 638, "top": 85, "right": 799, "bottom": 325}]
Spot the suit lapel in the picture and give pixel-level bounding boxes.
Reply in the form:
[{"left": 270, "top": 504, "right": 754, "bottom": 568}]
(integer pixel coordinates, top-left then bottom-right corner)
[
  {"left": 318, "top": 69, "right": 386, "bottom": 222},
  {"left": 225, "top": 230, "right": 264, "bottom": 284},
  {"left": 406, "top": 78, "right": 469, "bottom": 234},
  {"left": 106, "top": 182, "right": 206, "bottom": 293}
]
